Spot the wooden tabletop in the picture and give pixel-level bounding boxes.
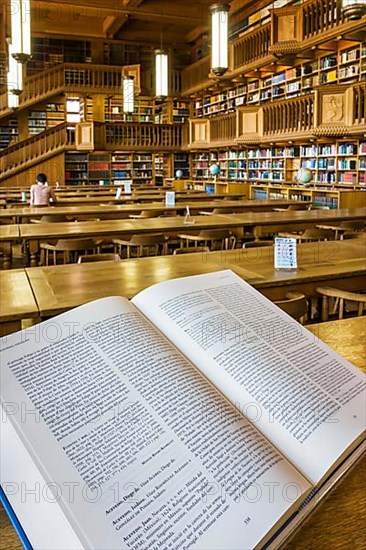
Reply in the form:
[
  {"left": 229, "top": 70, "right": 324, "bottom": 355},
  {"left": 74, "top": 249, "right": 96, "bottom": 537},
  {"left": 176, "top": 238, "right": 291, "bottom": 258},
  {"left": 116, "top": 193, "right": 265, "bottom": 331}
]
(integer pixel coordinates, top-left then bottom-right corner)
[
  {"left": 25, "top": 237, "right": 366, "bottom": 317},
  {"left": 1, "top": 316, "right": 364, "bottom": 549},
  {"left": 16, "top": 208, "right": 366, "bottom": 242},
  {"left": 0, "top": 225, "right": 20, "bottom": 240},
  {"left": 0, "top": 269, "right": 39, "bottom": 337},
  {"left": 0, "top": 199, "right": 308, "bottom": 223}
]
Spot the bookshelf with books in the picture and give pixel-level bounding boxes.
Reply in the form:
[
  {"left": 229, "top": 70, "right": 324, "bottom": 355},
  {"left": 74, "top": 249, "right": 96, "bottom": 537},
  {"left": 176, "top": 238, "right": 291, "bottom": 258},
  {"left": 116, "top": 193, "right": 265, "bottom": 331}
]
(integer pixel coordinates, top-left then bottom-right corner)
[
  {"left": 64, "top": 152, "right": 89, "bottom": 185},
  {"left": 132, "top": 153, "right": 153, "bottom": 183},
  {"left": 0, "top": 119, "right": 18, "bottom": 150},
  {"left": 192, "top": 43, "right": 366, "bottom": 119},
  {"left": 88, "top": 153, "right": 111, "bottom": 185},
  {"left": 110, "top": 153, "right": 133, "bottom": 182},
  {"left": 173, "top": 152, "right": 190, "bottom": 179}
]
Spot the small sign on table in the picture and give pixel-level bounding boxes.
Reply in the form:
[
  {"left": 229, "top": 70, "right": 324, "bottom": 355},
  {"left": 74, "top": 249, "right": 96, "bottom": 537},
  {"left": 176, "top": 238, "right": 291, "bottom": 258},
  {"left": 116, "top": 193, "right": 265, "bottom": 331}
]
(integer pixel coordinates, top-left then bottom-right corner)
[{"left": 274, "top": 237, "right": 297, "bottom": 270}]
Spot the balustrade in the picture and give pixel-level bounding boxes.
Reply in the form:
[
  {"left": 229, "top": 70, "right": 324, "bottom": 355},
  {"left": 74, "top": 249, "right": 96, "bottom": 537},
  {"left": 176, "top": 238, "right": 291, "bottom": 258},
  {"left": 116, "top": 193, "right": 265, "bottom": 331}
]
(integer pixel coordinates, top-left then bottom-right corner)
[
  {"left": 352, "top": 82, "right": 366, "bottom": 125},
  {"left": 101, "top": 123, "right": 182, "bottom": 150},
  {"left": 0, "top": 123, "right": 74, "bottom": 180},
  {"left": 262, "top": 95, "right": 314, "bottom": 136},
  {"left": 182, "top": 57, "right": 211, "bottom": 94},
  {"left": 302, "top": 0, "right": 342, "bottom": 40},
  {"left": 210, "top": 113, "right": 236, "bottom": 142},
  {"left": 232, "top": 23, "right": 271, "bottom": 70}
]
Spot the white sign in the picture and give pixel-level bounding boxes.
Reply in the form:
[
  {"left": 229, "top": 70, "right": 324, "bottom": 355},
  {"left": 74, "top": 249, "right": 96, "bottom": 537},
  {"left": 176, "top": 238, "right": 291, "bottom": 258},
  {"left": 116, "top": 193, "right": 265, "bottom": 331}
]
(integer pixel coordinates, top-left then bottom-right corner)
[
  {"left": 124, "top": 180, "right": 132, "bottom": 193},
  {"left": 165, "top": 191, "right": 176, "bottom": 207},
  {"left": 274, "top": 237, "right": 297, "bottom": 270}
]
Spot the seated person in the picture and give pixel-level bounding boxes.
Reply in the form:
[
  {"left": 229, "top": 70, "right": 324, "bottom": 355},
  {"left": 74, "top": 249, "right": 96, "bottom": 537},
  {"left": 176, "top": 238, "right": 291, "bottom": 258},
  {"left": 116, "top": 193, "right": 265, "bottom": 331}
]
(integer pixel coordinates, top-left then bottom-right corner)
[{"left": 30, "top": 173, "right": 57, "bottom": 206}]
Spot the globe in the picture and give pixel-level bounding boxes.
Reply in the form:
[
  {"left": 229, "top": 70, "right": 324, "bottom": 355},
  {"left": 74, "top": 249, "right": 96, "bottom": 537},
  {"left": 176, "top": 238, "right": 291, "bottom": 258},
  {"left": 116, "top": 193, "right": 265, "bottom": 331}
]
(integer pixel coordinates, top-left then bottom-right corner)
[
  {"left": 296, "top": 167, "right": 313, "bottom": 185},
  {"left": 209, "top": 163, "right": 220, "bottom": 177},
  {"left": 175, "top": 169, "right": 183, "bottom": 179}
]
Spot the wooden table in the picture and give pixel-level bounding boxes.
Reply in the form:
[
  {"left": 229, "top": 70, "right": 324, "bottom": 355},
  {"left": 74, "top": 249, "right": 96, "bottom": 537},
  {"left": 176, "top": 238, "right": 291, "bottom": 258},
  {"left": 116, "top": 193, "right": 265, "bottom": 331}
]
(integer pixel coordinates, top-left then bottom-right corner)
[
  {"left": 0, "top": 225, "right": 20, "bottom": 268},
  {"left": 0, "top": 200, "right": 308, "bottom": 224},
  {"left": 0, "top": 270, "right": 39, "bottom": 336},
  {"left": 17, "top": 207, "right": 366, "bottom": 268},
  {"left": 25, "top": 237, "right": 366, "bottom": 317},
  {"left": 1, "top": 317, "right": 364, "bottom": 549}
]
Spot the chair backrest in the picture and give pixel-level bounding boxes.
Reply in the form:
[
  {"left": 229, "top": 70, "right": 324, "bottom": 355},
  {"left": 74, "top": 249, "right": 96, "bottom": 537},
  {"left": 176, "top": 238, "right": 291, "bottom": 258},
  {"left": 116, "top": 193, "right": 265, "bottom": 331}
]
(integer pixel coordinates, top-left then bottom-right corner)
[
  {"left": 274, "top": 292, "right": 308, "bottom": 322},
  {"left": 78, "top": 254, "right": 120, "bottom": 263},
  {"left": 55, "top": 238, "right": 97, "bottom": 251},
  {"left": 301, "top": 228, "right": 334, "bottom": 241},
  {"left": 40, "top": 215, "right": 68, "bottom": 223},
  {"left": 316, "top": 286, "right": 366, "bottom": 321},
  {"left": 287, "top": 204, "right": 310, "bottom": 211},
  {"left": 212, "top": 208, "right": 235, "bottom": 214},
  {"left": 243, "top": 240, "right": 273, "bottom": 248},
  {"left": 174, "top": 246, "right": 210, "bottom": 255},
  {"left": 139, "top": 210, "right": 164, "bottom": 218},
  {"left": 129, "top": 233, "right": 166, "bottom": 246},
  {"left": 339, "top": 220, "right": 365, "bottom": 231},
  {"left": 198, "top": 229, "right": 233, "bottom": 239}
]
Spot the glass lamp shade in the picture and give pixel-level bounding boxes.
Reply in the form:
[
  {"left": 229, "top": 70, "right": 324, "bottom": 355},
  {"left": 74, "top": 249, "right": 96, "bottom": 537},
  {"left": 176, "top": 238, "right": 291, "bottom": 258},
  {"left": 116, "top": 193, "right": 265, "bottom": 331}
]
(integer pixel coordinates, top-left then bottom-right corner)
[
  {"left": 155, "top": 49, "right": 168, "bottom": 98},
  {"left": 7, "top": 44, "right": 23, "bottom": 100},
  {"left": 123, "top": 76, "right": 134, "bottom": 113},
  {"left": 341, "top": 0, "right": 366, "bottom": 19},
  {"left": 11, "top": 0, "right": 31, "bottom": 62},
  {"left": 210, "top": 3, "right": 230, "bottom": 76}
]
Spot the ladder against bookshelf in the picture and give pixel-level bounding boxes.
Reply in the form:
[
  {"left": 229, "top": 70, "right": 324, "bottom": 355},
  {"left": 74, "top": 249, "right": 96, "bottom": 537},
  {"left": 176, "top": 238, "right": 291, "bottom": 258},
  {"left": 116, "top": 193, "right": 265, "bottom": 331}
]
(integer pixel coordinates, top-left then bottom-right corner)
[{"left": 65, "top": 152, "right": 89, "bottom": 185}]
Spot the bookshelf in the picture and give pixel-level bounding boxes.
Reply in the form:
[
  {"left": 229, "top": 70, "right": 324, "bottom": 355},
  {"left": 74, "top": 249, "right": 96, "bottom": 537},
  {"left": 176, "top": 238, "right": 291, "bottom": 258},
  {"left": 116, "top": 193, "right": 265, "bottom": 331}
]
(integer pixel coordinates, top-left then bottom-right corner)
[
  {"left": 27, "top": 38, "right": 92, "bottom": 76},
  {"left": 0, "top": 119, "right": 18, "bottom": 150},
  {"left": 132, "top": 153, "right": 153, "bottom": 182},
  {"left": 249, "top": 184, "right": 366, "bottom": 209},
  {"left": 28, "top": 103, "right": 65, "bottom": 135},
  {"left": 88, "top": 153, "right": 111, "bottom": 184},
  {"left": 111, "top": 153, "right": 133, "bottom": 182},
  {"left": 65, "top": 152, "right": 89, "bottom": 185},
  {"left": 192, "top": 42, "right": 366, "bottom": 118},
  {"left": 173, "top": 152, "right": 190, "bottom": 178}
]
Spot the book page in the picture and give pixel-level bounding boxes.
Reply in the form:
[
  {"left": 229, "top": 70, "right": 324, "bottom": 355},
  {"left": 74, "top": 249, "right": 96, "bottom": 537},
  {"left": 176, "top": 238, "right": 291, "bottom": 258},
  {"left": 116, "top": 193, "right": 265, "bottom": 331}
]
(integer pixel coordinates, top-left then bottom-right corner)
[
  {"left": 1, "top": 296, "right": 309, "bottom": 550},
  {"left": 133, "top": 270, "right": 366, "bottom": 485}
]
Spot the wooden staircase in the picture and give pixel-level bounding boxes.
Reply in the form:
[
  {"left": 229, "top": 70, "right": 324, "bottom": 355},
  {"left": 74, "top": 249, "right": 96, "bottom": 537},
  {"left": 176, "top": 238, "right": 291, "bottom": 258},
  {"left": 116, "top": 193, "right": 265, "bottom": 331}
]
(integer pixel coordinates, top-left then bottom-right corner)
[{"left": 0, "top": 123, "right": 75, "bottom": 181}]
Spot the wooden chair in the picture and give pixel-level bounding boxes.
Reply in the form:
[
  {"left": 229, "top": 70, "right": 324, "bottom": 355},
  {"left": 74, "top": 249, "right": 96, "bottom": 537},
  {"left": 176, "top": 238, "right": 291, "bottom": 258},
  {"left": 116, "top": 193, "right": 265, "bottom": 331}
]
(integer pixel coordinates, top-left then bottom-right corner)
[
  {"left": 273, "top": 204, "right": 310, "bottom": 212},
  {"left": 316, "top": 286, "right": 366, "bottom": 321},
  {"left": 173, "top": 246, "right": 210, "bottom": 255},
  {"left": 198, "top": 208, "right": 235, "bottom": 216},
  {"left": 30, "top": 215, "right": 69, "bottom": 223},
  {"left": 178, "top": 229, "right": 235, "bottom": 251},
  {"left": 278, "top": 228, "right": 334, "bottom": 242},
  {"left": 128, "top": 210, "right": 164, "bottom": 219},
  {"left": 243, "top": 240, "right": 273, "bottom": 248},
  {"left": 78, "top": 253, "right": 120, "bottom": 263},
  {"left": 40, "top": 239, "right": 98, "bottom": 265},
  {"left": 274, "top": 292, "right": 308, "bottom": 323},
  {"left": 113, "top": 234, "right": 168, "bottom": 259}
]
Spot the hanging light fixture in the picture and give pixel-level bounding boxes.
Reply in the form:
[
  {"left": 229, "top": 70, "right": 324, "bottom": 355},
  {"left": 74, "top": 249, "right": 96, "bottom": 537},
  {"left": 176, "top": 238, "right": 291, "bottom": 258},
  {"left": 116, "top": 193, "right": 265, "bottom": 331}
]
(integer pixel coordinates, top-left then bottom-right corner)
[
  {"left": 210, "top": 3, "right": 230, "bottom": 77},
  {"left": 7, "top": 44, "right": 23, "bottom": 108},
  {"left": 155, "top": 49, "right": 168, "bottom": 98},
  {"left": 123, "top": 76, "right": 135, "bottom": 113},
  {"left": 10, "top": 0, "right": 31, "bottom": 63},
  {"left": 341, "top": 0, "right": 366, "bottom": 19}
]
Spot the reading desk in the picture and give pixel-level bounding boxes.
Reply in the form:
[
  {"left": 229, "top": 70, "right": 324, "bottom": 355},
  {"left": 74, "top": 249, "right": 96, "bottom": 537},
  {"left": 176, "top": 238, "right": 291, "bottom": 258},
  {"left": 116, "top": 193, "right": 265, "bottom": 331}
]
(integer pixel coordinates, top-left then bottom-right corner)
[
  {"left": 0, "top": 199, "right": 308, "bottom": 224},
  {"left": 16, "top": 207, "right": 366, "bottom": 268},
  {"left": 1, "top": 317, "right": 364, "bottom": 549},
  {"left": 25, "top": 237, "right": 366, "bottom": 318}
]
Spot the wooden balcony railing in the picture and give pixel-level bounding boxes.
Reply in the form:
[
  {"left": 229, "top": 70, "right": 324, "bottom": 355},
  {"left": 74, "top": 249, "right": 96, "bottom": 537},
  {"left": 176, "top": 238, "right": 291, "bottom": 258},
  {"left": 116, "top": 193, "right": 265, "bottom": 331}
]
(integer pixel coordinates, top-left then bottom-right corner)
[
  {"left": 182, "top": 57, "right": 211, "bottom": 94},
  {"left": 232, "top": 23, "right": 271, "bottom": 70},
  {"left": 352, "top": 81, "right": 366, "bottom": 125},
  {"left": 140, "top": 69, "right": 182, "bottom": 96},
  {"left": 0, "top": 123, "right": 74, "bottom": 180},
  {"left": 262, "top": 95, "right": 314, "bottom": 136},
  {"left": 0, "top": 63, "right": 124, "bottom": 115},
  {"left": 302, "top": 0, "right": 342, "bottom": 40},
  {"left": 210, "top": 113, "right": 236, "bottom": 143},
  {"left": 97, "top": 123, "right": 183, "bottom": 150}
]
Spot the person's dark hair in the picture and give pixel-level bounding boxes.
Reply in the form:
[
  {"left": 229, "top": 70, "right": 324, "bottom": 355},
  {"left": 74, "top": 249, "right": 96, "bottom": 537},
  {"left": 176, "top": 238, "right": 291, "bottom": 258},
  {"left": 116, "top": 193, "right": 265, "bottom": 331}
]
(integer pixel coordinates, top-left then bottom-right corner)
[{"left": 36, "top": 173, "right": 47, "bottom": 184}]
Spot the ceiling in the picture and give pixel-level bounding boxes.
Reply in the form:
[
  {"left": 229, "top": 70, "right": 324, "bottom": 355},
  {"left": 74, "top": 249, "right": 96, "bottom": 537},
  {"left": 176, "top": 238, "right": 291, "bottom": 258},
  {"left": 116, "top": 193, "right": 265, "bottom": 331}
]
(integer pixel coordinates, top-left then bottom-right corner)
[{"left": 2, "top": 0, "right": 276, "bottom": 48}]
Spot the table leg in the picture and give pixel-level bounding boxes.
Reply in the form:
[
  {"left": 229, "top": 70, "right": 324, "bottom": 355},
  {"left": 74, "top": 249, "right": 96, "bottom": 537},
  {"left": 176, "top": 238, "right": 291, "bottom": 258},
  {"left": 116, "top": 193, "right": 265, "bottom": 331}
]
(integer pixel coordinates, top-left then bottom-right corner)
[
  {"left": 0, "top": 241, "right": 12, "bottom": 269},
  {"left": 28, "top": 240, "right": 40, "bottom": 267}
]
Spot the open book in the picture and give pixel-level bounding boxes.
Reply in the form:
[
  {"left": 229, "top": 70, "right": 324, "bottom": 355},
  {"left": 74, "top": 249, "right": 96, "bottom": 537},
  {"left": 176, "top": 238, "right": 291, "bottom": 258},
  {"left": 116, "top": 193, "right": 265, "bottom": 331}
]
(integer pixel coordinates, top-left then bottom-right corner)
[{"left": 1, "top": 270, "right": 365, "bottom": 550}]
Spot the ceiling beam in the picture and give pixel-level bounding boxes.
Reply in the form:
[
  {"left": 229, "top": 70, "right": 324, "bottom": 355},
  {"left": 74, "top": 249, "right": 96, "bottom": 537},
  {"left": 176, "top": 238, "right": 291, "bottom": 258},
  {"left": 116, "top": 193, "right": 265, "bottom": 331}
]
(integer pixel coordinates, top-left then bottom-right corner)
[{"left": 103, "top": 15, "right": 130, "bottom": 38}]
